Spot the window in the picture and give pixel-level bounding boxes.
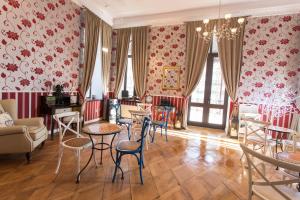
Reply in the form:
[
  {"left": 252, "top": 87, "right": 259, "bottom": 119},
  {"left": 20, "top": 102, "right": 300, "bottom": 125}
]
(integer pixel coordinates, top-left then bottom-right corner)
[
  {"left": 188, "top": 35, "right": 228, "bottom": 129},
  {"left": 86, "top": 33, "right": 103, "bottom": 99},
  {"left": 119, "top": 39, "right": 135, "bottom": 98}
]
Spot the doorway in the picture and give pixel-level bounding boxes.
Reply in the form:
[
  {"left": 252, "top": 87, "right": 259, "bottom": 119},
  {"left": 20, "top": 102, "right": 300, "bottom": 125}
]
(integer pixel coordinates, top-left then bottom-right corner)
[{"left": 188, "top": 37, "right": 228, "bottom": 129}]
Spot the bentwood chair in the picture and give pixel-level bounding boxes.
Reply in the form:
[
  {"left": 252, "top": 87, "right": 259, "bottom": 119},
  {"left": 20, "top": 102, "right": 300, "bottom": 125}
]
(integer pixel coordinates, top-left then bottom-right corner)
[
  {"left": 112, "top": 117, "right": 151, "bottom": 184},
  {"left": 241, "top": 118, "right": 274, "bottom": 157},
  {"left": 53, "top": 111, "right": 96, "bottom": 182},
  {"left": 240, "top": 144, "right": 300, "bottom": 200},
  {"left": 283, "top": 131, "right": 300, "bottom": 152},
  {"left": 137, "top": 103, "right": 152, "bottom": 113},
  {"left": 151, "top": 106, "right": 172, "bottom": 142},
  {"left": 112, "top": 102, "right": 134, "bottom": 140},
  {"left": 63, "top": 100, "right": 86, "bottom": 129}
]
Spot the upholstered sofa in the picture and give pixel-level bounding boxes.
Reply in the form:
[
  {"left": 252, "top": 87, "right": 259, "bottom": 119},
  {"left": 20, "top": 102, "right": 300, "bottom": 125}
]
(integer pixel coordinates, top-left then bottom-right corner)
[{"left": 0, "top": 99, "right": 48, "bottom": 162}]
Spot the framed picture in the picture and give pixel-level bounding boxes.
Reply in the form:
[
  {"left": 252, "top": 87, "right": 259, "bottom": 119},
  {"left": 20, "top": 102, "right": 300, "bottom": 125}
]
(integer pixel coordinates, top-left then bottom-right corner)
[{"left": 162, "top": 66, "right": 180, "bottom": 90}]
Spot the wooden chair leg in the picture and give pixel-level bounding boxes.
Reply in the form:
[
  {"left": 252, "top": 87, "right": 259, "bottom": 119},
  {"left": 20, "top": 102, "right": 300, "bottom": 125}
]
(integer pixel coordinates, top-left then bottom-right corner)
[
  {"left": 25, "top": 152, "right": 31, "bottom": 163},
  {"left": 55, "top": 147, "right": 64, "bottom": 174}
]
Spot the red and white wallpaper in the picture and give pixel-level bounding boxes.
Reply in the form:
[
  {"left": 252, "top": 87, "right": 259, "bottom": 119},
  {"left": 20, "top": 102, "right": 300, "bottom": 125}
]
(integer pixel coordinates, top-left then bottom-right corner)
[
  {"left": 109, "top": 25, "right": 187, "bottom": 97},
  {"left": 238, "top": 14, "right": 300, "bottom": 104},
  {"left": 0, "top": 0, "right": 81, "bottom": 91},
  {"left": 146, "top": 25, "right": 186, "bottom": 97}
]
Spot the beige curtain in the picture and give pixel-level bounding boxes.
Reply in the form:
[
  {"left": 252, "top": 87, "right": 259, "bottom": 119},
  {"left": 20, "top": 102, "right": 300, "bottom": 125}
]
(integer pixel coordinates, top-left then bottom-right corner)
[
  {"left": 182, "top": 20, "right": 216, "bottom": 128},
  {"left": 216, "top": 17, "right": 246, "bottom": 135},
  {"left": 101, "top": 21, "right": 112, "bottom": 95},
  {"left": 113, "top": 28, "right": 131, "bottom": 98},
  {"left": 101, "top": 21, "right": 112, "bottom": 120},
  {"left": 131, "top": 26, "right": 149, "bottom": 99},
  {"left": 80, "top": 9, "right": 102, "bottom": 97}
]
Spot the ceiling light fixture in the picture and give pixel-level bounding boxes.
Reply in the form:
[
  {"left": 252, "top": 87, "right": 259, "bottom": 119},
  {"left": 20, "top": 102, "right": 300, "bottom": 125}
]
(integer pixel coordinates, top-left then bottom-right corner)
[{"left": 196, "top": 0, "right": 245, "bottom": 42}]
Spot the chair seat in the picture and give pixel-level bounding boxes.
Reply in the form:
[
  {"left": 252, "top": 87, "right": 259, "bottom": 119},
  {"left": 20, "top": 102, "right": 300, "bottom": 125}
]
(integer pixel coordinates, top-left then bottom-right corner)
[
  {"left": 116, "top": 140, "right": 140, "bottom": 152},
  {"left": 118, "top": 118, "right": 133, "bottom": 125},
  {"left": 28, "top": 125, "right": 47, "bottom": 141},
  {"left": 63, "top": 137, "right": 92, "bottom": 149},
  {"left": 152, "top": 120, "right": 165, "bottom": 126},
  {"left": 253, "top": 184, "right": 300, "bottom": 200},
  {"left": 63, "top": 116, "right": 84, "bottom": 123},
  {"left": 247, "top": 135, "right": 267, "bottom": 144}
]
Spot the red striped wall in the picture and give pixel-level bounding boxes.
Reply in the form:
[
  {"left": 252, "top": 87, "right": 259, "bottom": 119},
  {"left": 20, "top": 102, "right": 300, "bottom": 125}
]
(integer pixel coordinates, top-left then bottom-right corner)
[
  {"left": 0, "top": 92, "right": 102, "bottom": 130},
  {"left": 84, "top": 100, "right": 102, "bottom": 122},
  {"left": 107, "top": 94, "right": 185, "bottom": 127}
]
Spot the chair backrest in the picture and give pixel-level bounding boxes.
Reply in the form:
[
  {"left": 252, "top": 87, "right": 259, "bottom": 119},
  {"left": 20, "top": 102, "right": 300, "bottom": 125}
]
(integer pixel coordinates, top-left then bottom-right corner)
[
  {"left": 156, "top": 106, "right": 172, "bottom": 126},
  {"left": 137, "top": 103, "right": 152, "bottom": 113},
  {"left": 0, "top": 99, "right": 17, "bottom": 120},
  {"left": 242, "top": 118, "right": 270, "bottom": 144},
  {"left": 139, "top": 117, "right": 151, "bottom": 150},
  {"left": 121, "top": 104, "right": 138, "bottom": 118},
  {"left": 240, "top": 144, "right": 300, "bottom": 200},
  {"left": 53, "top": 111, "right": 80, "bottom": 143}
]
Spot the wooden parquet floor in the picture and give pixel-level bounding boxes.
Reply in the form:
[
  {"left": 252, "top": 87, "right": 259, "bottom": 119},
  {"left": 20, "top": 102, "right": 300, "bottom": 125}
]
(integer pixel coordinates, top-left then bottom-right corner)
[{"left": 0, "top": 126, "right": 253, "bottom": 200}]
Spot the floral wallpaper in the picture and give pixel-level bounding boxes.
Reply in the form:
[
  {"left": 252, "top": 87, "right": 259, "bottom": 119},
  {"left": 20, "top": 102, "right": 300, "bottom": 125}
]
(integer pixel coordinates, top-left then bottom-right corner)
[
  {"left": 0, "top": 0, "right": 81, "bottom": 91},
  {"left": 238, "top": 14, "right": 300, "bottom": 104},
  {"left": 146, "top": 25, "right": 186, "bottom": 96},
  {"left": 109, "top": 25, "right": 186, "bottom": 97}
]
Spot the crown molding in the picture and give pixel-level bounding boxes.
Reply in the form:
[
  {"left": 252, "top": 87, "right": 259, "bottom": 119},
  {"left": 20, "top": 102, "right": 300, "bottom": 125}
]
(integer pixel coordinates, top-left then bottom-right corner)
[
  {"left": 71, "top": 0, "right": 114, "bottom": 26},
  {"left": 113, "top": 0, "right": 300, "bottom": 28}
]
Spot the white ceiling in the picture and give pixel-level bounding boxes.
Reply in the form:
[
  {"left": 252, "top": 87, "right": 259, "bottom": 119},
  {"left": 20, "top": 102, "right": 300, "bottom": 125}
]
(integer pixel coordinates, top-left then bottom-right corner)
[
  {"left": 89, "top": 0, "right": 262, "bottom": 18},
  {"left": 72, "top": 0, "right": 300, "bottom": 28}
]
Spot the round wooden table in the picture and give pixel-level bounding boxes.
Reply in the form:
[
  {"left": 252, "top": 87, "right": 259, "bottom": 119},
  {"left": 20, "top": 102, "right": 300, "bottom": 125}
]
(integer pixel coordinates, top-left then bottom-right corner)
[
  {"left": 277, "top": 152, "right": 300, "bottom": 191},
  {"left": 76, "top": 123, "right": 121, "bottom": 183}
]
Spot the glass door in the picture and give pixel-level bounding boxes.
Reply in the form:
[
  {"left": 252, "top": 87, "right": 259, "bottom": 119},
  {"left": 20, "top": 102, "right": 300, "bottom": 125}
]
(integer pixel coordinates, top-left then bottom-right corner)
[{"left": 188, "top": 38, "right": 228, "bottom": 129}]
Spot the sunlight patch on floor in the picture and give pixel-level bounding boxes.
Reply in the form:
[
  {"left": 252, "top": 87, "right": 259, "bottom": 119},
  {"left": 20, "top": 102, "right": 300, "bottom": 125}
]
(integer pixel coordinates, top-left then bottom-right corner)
[{"left": 167, "top": 129, "right": 241, "bottom": 151}]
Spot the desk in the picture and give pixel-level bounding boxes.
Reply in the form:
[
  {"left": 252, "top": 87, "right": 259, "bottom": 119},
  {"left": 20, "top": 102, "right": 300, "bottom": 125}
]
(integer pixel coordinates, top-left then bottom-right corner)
[{"left": 39, "top": 103, "right": 81, "bottom": 139}]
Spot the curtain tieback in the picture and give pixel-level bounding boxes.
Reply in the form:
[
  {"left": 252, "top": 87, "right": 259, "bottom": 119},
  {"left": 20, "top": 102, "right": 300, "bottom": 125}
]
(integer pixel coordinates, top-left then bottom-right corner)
[{"left": 77, "top": 87, "right": 84, "bottom": 99}]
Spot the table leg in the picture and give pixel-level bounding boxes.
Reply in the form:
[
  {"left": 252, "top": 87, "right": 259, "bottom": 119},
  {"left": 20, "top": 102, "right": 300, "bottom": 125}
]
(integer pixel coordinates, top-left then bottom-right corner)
[
  {"left": 51, "top": 114, "right": 54, "bottom": 140},
  {"left": 100, "top": 136, "right": 104, "bottom": 165},
  {"left": 76, "top": 134, "right": 95, "bottom": 183}
]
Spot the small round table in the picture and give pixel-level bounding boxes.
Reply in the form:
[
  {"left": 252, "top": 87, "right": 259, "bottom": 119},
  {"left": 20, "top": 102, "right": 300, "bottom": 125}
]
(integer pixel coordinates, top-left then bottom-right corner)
[
  {"left": 277, "top": 152, "right": 300, "bottom": 191},
  {"left": 76, "top": 123, "right": 121, "bottom": 183}
]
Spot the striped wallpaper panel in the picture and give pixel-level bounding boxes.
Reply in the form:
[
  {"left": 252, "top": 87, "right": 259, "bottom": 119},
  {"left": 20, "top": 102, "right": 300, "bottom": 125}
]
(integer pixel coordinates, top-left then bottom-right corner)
[{"left": 0, "top": 92, "right": 102, "bottom": 130}]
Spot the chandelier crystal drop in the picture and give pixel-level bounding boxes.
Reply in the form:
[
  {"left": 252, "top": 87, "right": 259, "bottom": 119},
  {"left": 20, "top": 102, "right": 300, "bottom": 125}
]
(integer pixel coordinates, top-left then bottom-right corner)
[{"left": 196, "top": 0, "right": 245, "bottom": 42}]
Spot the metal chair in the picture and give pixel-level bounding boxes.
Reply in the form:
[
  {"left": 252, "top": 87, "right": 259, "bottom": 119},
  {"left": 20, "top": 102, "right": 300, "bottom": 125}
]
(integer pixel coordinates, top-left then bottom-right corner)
[
  {"left": 112, "top": 117, "right": 151, "bottom": 184},
  {"left": 112, "top": 102, "right": 133, "bottom": 140},
  {"left": 151, "top": 106, "right": 172, "bottom": 142},
  {"left": 240, "top": 144, "right": 300, "bottom": 200},
  {"left": 53, "top": 111, "right": 96, "bottom": 183}
]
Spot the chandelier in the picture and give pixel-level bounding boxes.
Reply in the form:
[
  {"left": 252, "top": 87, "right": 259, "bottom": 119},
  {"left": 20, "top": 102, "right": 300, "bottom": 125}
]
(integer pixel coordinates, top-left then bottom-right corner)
[{"left": 196, "top": 0, "right": 245, "bottom": 41}]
